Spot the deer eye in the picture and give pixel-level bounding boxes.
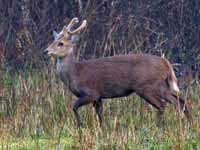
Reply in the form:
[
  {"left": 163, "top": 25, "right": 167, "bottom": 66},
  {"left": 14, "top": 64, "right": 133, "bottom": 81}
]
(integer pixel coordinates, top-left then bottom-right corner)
[{"left": 57, "top": 42, "right": 64, "bottom": 47}]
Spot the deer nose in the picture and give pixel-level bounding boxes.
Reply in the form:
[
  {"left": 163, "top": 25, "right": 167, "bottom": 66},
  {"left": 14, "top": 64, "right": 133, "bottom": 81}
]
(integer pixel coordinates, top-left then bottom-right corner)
[{"left": 43, "top": 49, "right": 49, "bottom": 56}]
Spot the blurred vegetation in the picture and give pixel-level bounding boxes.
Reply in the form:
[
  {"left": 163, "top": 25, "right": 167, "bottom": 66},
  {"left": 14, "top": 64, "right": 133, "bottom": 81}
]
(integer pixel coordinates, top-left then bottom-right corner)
[{"left": 0, "top": 0, "right": 200, "bottom": 149}]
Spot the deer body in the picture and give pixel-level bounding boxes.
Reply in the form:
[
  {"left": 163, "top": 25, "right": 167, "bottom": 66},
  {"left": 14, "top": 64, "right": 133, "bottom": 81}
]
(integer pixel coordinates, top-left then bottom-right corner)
[
  {"left": 57, "top": 53, "right": 171, "bottom": 99},
  {"left": 45, "top": 18, "right": 192, "bottom": 127}
]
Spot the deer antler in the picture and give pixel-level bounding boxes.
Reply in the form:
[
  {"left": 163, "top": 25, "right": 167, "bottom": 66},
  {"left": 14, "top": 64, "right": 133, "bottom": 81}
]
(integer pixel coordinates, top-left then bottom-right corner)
[
  {"left": 66, "top": 17, "right": 79, "bottom": 31},
  {"left": 68, "top": 20, "right": 87, "bottom": 34},
  {"left": 62, "top": 18, "right": 87, "bottom": 34}
]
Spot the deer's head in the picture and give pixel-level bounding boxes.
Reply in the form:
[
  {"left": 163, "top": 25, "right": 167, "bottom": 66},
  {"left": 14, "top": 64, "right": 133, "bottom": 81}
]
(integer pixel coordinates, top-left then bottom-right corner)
[{"left": 45, "top": 17, "right": 87, "bottom": 58}]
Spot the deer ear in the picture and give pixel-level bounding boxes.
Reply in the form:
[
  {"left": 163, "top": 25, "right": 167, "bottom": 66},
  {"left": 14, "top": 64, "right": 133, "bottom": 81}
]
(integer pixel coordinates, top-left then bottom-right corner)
[
  {"left": 53, "top": 30, "right": 59, "bottom": 40},
  {"left": 71, "top": 35, "right": 80, "bottom": 44}
]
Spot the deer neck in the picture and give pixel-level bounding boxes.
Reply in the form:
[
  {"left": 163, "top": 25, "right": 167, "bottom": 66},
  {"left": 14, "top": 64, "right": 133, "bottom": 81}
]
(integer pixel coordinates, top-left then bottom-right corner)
[{"left": 56, "top": 51, "right": 77, "bottom": 79}]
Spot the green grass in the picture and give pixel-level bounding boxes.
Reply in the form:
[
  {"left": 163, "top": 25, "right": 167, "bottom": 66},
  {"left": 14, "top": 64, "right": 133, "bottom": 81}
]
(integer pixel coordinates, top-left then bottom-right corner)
[
  {"left": 0, "top": 136, "right": 77, "bottom": 150},
  {"left": 0, "top": 127, "right": 199, "bottom": 150},
  {"left": 0, "top": 69, "right": 199, "bottom": 150}
]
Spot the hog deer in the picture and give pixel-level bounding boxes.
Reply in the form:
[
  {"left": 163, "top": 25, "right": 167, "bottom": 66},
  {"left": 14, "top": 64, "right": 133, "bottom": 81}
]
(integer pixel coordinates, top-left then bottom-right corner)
[{"left": 45, "top": 17, "right": 192, "bottom": 128}]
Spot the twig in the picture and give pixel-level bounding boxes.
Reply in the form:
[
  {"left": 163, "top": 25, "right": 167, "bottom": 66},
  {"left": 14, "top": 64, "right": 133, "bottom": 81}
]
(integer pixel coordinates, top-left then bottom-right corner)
[{"left": 176, "top": 92, "right": 183, "bottom": 150}]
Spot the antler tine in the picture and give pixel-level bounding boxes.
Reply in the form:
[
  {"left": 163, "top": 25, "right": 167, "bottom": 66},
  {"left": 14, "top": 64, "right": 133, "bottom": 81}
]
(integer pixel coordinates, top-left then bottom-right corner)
[
  {"left": 66, "top": 17, "right": 79, "bottom": 31},
  {"left": 68, "top": 20, "right": 87, "bottom": 34}
]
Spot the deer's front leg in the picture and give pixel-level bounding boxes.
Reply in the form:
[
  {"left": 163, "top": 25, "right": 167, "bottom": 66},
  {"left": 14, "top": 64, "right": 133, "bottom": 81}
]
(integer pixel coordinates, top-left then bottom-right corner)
[
  {"left": 93, "top": 99, "right": 103, "bottom": 128},
  {"left": 73, "top": 96, "right": 92, "bottom": 128}
]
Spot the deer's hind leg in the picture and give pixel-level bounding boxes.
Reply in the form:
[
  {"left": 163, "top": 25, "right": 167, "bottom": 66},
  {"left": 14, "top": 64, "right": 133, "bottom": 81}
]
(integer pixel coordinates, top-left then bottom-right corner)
[
  {"left": 140, "top": 93, "right": 167, "bottom": 127},
  {"left": 164, "top": 91, "right": 193, "bottom": 124}
]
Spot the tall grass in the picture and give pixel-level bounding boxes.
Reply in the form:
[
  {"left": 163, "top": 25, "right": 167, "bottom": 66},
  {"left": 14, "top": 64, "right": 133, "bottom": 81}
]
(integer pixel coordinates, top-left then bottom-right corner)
[{"left": 0, "top": 67, "right": 199, "bottom": 150}]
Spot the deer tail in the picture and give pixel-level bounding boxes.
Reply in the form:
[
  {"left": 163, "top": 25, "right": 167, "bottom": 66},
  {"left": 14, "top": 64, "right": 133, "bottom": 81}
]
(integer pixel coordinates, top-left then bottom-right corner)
[{"left": 166, "top": 60, "right": 180, "bottom": 93}]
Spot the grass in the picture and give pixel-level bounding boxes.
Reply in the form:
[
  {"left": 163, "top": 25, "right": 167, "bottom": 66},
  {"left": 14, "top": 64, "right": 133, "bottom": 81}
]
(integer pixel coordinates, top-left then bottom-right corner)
[{"left": 0, "top": 68, "right": 199, "bottom": 150}]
